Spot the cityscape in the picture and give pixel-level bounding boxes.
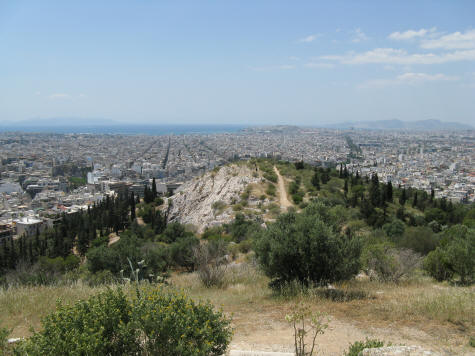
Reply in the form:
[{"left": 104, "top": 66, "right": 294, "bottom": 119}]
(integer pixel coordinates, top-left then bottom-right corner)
[{"left": 0, "top": 126, "right": 473, "bottom": 240}]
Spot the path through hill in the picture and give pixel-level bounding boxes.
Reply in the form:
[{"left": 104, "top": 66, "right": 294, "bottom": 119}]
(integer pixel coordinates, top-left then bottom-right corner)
[{"left": 273, "top": 166, "right": 292, "bottom": 210}]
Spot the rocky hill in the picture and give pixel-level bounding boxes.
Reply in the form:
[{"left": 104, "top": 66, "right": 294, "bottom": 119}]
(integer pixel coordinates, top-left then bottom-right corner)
[{"left": 166, "top": 163, "right": 279, "bottom": 232}]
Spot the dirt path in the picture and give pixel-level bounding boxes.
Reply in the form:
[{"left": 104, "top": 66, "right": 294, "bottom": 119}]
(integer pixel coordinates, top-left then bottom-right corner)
[
  {"left": 229, "top": 311, "right": 462, "bottom": 355},
  {"left": 274, "top": 166, "right": 292, "bottom": 210}
]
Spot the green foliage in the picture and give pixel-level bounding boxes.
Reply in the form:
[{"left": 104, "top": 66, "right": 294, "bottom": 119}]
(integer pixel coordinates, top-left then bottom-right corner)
[
  {"left": 17, "top": 288, "right": 139, "bottom": 355},
  {"left": 0, "top": 325, "right": 11, "bottom": 356},
  {"left": 17, "top": 287, "right": 232, "bottom": 356},
  {"left": 344, "top": 338, "right": 387, "bottom": 356},
  {"left": 285, "top": 303, "right": 329, "bottom": 356},
  {"left": 159, "top": 222, "right": 192, "bottom": 243},
  {"left": 132, "top": 287, "right": 232, "bottom": 356},
  {"left": 423, "top": 248, "right": 453, "bottom": 282},
  {"left": 254, "top": 202, "right": 362, "bottom": 288},
  {"left": 398, "top": 226, "right": 438, "bottom": 255},
  {"left": 169, "top": 236, "right": 199, "bottom": 271},
  {"left": 424, "top": 225, "right": 475, "bottom": 284},
  {"left": 362, "top": 243, "right": 421, "bottom": 282},
  {"left": 382, "top": 219, "right": 405, "bottom": 239}
]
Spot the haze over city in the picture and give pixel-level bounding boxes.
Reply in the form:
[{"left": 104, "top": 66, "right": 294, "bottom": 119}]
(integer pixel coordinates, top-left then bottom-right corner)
[{"left": 1, "top": 0, "right": 474, "bottom": 126}]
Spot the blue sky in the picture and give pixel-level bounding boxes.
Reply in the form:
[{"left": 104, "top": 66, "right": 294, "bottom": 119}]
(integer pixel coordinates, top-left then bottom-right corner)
[{"left": 0, "top": 0, "right": 474, "bottom": 125}]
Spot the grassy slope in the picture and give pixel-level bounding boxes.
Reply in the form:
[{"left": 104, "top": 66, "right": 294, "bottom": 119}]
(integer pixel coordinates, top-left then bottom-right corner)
[{"left": 1, "top": 264, "right": 473, "bottom": 354}]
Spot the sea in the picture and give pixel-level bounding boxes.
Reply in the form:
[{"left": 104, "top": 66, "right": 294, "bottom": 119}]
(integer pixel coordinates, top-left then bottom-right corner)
[{"left": 0, "top": 124, "right": 248, "bottom": 135}]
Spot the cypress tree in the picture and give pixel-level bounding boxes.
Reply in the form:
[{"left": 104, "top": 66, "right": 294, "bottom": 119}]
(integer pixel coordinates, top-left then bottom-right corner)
[
  {"left": 400, "top": 188, "right": 407, "bottom": 206},
  {"left": 130, "top": 192, "right": 136, "bottom": 220},
  {"left": 311, "top": 170, "right": 320, "bottom": 190},
  {"left": 412, "top": 192, "right": 418, "bottom": 208},
  {"left": 386, "top": 181, "right": 393, "bottom": 202},
  {"left": 152, "top": 178, "right": 157, "bottom": 199}
]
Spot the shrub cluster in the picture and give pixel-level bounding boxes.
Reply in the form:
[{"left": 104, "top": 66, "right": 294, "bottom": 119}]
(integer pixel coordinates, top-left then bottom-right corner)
[{"left": 16, "top": 287, "right": 232, "bottom": 356}]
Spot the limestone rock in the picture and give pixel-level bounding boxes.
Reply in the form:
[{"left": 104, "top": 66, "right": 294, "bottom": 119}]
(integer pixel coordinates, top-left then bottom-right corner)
[{"left": 166, "top": 164, "right": 261, "bottom": 233}]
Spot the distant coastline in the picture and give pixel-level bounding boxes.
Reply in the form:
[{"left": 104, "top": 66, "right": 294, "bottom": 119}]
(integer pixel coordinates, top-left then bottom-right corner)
[{"left": 0, "top": 124, "right": 248, "bottom": 135}]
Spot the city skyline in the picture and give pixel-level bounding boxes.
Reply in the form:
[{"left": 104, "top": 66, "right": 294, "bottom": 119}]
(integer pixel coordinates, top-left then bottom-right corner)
[{"left": 1, "top": 1, "right": 474, "bottom": 125}]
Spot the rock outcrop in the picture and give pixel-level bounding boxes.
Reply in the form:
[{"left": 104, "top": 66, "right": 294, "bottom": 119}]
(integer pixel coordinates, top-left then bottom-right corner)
[{"left": 166, "top": 164, "right": 262, "bottom": 233}]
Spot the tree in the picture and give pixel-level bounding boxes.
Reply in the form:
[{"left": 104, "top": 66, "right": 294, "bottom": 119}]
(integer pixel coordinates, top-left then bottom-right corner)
[
  {"left": 130, "top": 192, "right": 136, "bottom": 221},
  {"left": 399, "top": 188, "right": 407, "bottom": 206},
  {"left": 424, "top": 225, "right": 474, "bottom": 284},
  {"left": 386, "top": 181, "right": 393, "bottom": 202},
  {"left": 369, "top": 173, "right": 380, "bottom": 207},
  {"left": 311, "top": 170, "right": 320, "bottom": 190},
  {"left": 152, "top": 178, "right": 157, "bottom": 199},
  {"left": 412, "top": 192, "right": 418, "bottom": 208},
  {"left": 254, "top": 202, "right": 362, "bottom": 288}
]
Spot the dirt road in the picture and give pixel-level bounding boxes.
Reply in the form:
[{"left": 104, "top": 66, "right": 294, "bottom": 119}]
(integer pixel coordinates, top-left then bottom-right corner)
[{"left": 273, "top": 166, "right": 292, "bottom": 210}]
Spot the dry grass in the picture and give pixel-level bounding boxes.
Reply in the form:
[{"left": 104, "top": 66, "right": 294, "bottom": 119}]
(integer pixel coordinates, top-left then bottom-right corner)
[{"left": 1, "top": 265, "right": 473, "bottom": 353}]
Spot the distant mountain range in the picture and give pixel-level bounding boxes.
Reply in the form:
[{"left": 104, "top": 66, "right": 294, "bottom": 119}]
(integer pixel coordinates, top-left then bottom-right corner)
[{"left": 322, "top": 119, "right": 473, "bottom": 130}]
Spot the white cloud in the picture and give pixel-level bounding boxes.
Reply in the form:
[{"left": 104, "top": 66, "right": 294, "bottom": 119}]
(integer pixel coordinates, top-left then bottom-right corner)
[
  {"left": 298, "top": 34, "right": 322, "bottom": 43},
  {"left": 360, "top": 72, "right": 458, "bottom": 88},
  {"left": 304, "top": 62, "right": 334, "bottom": 69},
  {"left": 352, "top": 28, "right": 369, "bottom": 43},
  {"left": 321, "top": 48, "right": 475, "bottom": 65},
  {"left": 49, "top": 93, "right": 71, "bottom": 99},
  {"left": 421, "top": 29, "right": 475, "bottom": 50},
  {"left": 388, "top": 28, "right": 436, "bottom": 40}
]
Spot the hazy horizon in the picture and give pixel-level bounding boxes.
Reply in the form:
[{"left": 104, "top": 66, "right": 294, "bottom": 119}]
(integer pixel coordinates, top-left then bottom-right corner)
[{"left": 1, "top": 1, "right": 474, "bottom": 125}]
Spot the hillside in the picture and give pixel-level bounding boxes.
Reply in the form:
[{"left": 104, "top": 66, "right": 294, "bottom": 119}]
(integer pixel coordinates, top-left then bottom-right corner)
[{"left": 166, "top": 162, "right": 293, "bottom": 232}]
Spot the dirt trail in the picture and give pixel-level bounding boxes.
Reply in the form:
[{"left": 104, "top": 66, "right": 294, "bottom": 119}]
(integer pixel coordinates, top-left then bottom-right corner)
[
  {"left": 229, "top": 312, "right": 460, "bottom": 355},
  {"left": 273, "top": 166, "right": 292, "bottom": 210}
]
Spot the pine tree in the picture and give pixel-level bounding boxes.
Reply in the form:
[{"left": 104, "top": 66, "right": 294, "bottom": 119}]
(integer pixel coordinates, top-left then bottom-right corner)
[{"left": 344, "top": 179, "right": 348, "bottom": 195}]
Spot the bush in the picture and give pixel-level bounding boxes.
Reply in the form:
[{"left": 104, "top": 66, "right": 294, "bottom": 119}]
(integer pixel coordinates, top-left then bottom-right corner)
[
  {"left": 193, "top": 240, "right": 229, "bottom": 288},
  {"left": 254, "top": 202, "right": 362, "bottom": 288},
  {"left": 0, "top": 326, "right": 11, "bottom": 356},
  {"left": 17, "top": 287, "right": 232, "bottom": 356},
  {"left": 363, "top": 243, "right": 421, "bottom": 283},
  {"left": 424, "top": 225, "right": 474, "bottom": 284},
  {"left": 17, "top": 288, "right": 139, "bottom": 355},
  {"left": 169, "top": 236, "right": 199, "bottom": 271},
  {"left": 398, "top": 226, "right": 438, "bottom": 255},
  {"left": 423, "top": 248, "right": 453, "bottom": 282},
  {"left": 133, "top": 287, "right": 232, "bottom": 356},
  {"left": 344, "top": 338, "right": 387, "bottom": 356}
]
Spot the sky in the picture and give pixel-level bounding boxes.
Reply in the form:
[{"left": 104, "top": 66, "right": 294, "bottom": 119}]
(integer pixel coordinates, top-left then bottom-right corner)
[{"left": 0, "top": 0, "right": 474, "bottom": 126}]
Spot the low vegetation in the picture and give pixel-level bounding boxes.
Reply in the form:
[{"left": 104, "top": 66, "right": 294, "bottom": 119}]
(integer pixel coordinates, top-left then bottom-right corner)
[{"left": 0, "top": 159, "right": 473, "bottom": 353}]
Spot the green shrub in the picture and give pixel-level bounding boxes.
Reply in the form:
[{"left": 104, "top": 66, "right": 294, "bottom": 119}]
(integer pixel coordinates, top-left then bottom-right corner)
[
  {"left": 16, "top": 287, "right": 232, "bottom": 356},
  {"left": 17, "top": 288, "right": 139, "bottom": 355},
  {"left": 254, "top": 202, "right": 362, "bottom": 288},
  {"left": 363, "top": 243, "right": 421, "bottom": 283},
  {"left": 0, "top": 326, "right": 11, "bottom": 356},
  {"left": 424, "top": 225, "right": 475, "bottom": 284},
  {"left": 169, "top": 236, "right": 199, "bottom": 271},
  {"left": 423, "top": 248, "right": 453, "bottom": 282},
  {"left": 344, "top": 338, "right": 387, "bottom": 356},
  {"left": 133, "top": 287, "right": 232, "bottom": 356}
]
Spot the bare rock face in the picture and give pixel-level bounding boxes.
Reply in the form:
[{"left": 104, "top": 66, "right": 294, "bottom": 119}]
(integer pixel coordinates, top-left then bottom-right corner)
[
  {"left": 166, "top": 164, "right": 261, "bottom": 233},
  {"left": 361, "top": 346, "right": 441, "bottom": 356}
]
